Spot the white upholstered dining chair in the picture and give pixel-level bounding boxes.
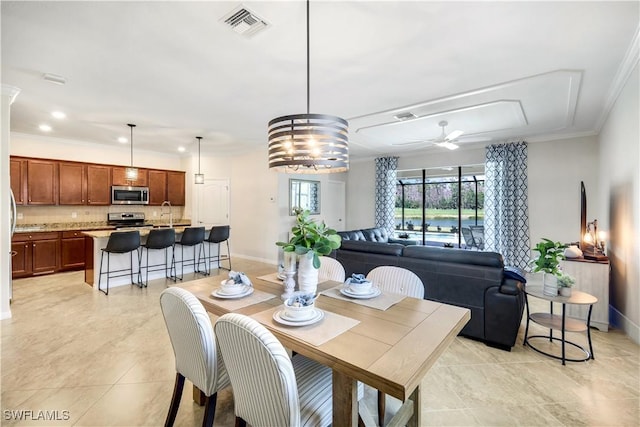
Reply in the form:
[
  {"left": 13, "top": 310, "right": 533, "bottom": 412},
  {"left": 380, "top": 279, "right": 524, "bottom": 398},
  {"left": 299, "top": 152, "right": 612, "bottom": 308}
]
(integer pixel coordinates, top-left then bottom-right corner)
[
  {"left": 366, "top": 265, "right": 425, "bottom": 425},
  {"left": 159, "top": 287, "right": 230, "bottom": 427},
  {"left": 214, "top": 312, "right": 334, "bottom": 427},
  {"left": 318, "top": 256, "right": 346, "bottom": 282}
]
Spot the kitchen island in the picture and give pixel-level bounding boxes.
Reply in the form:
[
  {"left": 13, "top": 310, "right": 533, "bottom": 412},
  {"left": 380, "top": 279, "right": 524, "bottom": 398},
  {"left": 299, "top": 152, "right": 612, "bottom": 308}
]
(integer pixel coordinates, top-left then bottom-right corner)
[{"left": 83, "top": 226, "right": 216, "bottom": 290}]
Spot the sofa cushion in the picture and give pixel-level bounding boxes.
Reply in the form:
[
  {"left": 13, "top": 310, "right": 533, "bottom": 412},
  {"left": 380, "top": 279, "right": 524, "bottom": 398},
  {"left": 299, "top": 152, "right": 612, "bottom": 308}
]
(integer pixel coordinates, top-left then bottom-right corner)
[
  {"left": 402, "top": 245, "right": 504, "bottom": 268},
  {"left": 360, "top": 227, "right": 389, "bottom": 242},
  {"left": 337, "top": 230, "right": 366, "bottom": 241},
  {"left": 340, "top": 240, "right": 404, "bottom": 256}
]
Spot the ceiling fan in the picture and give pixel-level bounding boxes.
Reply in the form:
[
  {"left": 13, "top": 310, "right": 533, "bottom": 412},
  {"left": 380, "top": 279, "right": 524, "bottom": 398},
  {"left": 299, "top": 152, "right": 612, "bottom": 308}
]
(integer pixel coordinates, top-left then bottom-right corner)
[{"left": 392, "top": 120, "right": 464, "bottom": 150}]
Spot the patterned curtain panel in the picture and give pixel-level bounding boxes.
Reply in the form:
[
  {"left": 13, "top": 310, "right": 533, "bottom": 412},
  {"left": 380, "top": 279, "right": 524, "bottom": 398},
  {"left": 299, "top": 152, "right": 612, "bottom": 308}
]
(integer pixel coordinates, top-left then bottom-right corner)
[
  {"left": 375, "top": 157, "right": 399, "bottom": 235},
  {"left": 484, "top": 142, "right": 530, "bottom": 268}
]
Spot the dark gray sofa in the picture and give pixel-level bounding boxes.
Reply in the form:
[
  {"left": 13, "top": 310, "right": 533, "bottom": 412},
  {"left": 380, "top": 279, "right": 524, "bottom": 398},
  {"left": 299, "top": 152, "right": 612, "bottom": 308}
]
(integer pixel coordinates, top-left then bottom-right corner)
[{"left": 334, "top": 228, "right": 525, "bottom": 350}]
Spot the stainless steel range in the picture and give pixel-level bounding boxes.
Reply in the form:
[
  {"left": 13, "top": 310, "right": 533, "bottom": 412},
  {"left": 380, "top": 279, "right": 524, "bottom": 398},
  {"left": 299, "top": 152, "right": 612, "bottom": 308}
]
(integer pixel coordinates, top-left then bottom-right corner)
[{"left": 107, "top": 212, "right": 153, "bottom": 229}]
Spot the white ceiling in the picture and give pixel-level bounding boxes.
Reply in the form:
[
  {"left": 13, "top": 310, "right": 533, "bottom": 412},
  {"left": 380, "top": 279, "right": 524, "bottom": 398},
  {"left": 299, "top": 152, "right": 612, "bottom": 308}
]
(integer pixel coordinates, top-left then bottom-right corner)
[{"left": 2, "top": 1, "right": 638, "bottom": 160}]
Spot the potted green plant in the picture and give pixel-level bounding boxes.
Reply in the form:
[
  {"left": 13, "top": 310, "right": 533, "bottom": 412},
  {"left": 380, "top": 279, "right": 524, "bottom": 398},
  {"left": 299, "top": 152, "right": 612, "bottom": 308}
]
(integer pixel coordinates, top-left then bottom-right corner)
[
  {"left": 276, "top": 208, "right": 342, "bottom": 294},
  {"left": 557, "top": 274, "right": 575, "bottom": 297},
  {"left": 530, "top": 238, "right": 567, "bottom": 296}
]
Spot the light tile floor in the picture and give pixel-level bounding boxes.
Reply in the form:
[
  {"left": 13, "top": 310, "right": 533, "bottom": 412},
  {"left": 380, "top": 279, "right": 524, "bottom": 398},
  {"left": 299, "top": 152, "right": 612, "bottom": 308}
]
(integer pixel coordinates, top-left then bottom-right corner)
[{"left": 2, "top": 259, "right": 638, "bottom": 426}]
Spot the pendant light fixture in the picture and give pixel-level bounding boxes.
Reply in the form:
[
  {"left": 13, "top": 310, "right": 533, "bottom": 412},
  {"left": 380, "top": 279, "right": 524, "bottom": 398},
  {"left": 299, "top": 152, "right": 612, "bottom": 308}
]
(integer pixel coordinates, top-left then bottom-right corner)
[
  {"left": 125, "top": 123, "right": 139, "bottom": 181},
  {"left": 267, "top": 0, "right": 348, "bottom": 173},
  {"left": 195, "top": 136, "right": 205, "bottom": 184}
]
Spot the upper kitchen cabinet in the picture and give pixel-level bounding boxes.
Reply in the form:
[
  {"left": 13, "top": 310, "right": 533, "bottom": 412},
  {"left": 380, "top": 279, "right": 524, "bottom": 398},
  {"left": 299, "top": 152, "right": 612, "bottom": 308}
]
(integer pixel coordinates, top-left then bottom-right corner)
[
  {"left": 148, "top": 170, "right": 167, "bottom": 205},
  {"left": 112, "top": 167, "right": 149, "bottom": 187},
  {"left": 58, "top": 162, "right": 86, "bottom": 205},
  {"left": 167, "top": 171, "right": 185, "bottom": 206},
  {"left": 86, "top": 165, "right": 111, "bottom": 205},
  {"left": 27, "top": 159, "right": 58, "bottom": 205},
  {"left": 10, "top": 157, "right": 26, "bottom": 205}
]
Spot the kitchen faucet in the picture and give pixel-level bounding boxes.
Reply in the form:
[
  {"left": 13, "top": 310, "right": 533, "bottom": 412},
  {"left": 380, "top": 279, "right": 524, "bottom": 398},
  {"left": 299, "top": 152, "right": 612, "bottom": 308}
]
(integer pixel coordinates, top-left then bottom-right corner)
[{"left": 160, "top": 201, "right": 173, "bottom": 228}]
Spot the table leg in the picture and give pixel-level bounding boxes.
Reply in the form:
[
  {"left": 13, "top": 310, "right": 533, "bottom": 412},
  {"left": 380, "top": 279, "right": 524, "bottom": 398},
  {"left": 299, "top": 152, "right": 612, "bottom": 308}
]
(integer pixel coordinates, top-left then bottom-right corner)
[
  {"left": 587, "top": 304, "right": 595, "bottom": 359},
  {"left": 332, "top": 370, "right": 358, "bottom": 427},
  {"left": 406, "top": 386, "right": 421, "bottom": 427},
  {"left": 549, "top": 301, "right": 554, "bottom": 342},
  {"left": 192, "top": 384, "right": 205, "bottom": 406},
  {"left": 561, "top": 304, "right": 566, "bottom": 366}
]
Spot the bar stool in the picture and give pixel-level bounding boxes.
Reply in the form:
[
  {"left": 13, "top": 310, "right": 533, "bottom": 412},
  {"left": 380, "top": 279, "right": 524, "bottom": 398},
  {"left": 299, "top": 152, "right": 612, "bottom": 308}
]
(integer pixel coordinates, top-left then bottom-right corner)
[
  {"left": 205, "top": 225, "right": 231, "bottom": 274},
  {"left": 174, "top": 227, "right": 206, "bottom": 280},
  {"left": 98, "top": 230, "right": 142, "bottom": 295},
  {"left": 141, "top": 228, "right": 177, "bottom": 286}
]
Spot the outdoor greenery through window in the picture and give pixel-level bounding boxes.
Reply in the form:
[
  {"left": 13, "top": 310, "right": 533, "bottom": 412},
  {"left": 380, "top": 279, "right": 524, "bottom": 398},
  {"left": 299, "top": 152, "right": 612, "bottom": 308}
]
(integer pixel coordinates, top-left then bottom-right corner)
[{"left": 395, "top": 165, "right": 484, "bottom": 247}]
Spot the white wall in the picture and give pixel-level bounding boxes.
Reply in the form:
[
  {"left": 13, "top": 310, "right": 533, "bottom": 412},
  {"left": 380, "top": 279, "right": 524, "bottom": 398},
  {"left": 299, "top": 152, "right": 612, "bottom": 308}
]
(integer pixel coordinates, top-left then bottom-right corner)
[{"left": 598, "top": 63, "right": 639, "bottom": 343}]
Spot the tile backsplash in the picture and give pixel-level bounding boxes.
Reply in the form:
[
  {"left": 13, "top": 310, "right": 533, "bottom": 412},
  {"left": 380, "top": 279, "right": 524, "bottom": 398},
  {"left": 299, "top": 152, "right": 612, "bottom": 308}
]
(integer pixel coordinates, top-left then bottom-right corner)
[{"left": 15, "top": 205, "right": 186, "bottom": 226}]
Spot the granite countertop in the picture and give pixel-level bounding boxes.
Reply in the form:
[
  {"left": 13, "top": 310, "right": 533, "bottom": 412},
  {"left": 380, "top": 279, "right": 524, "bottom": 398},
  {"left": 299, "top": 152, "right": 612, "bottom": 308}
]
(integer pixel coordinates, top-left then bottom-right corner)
[
  {"left": 14, "top": 220, "right": 192, "bottom": 234},
  {"left": 83, "top": 226, "right": 191, "bottom": 239}
]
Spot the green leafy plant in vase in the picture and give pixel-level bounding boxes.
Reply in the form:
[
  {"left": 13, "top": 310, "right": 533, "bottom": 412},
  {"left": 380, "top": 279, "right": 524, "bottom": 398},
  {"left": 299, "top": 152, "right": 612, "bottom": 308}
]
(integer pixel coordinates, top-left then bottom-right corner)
[
  {"left": 530, "top": 238, "right": 567, "bottom": 296},
  {"left": 557, "top": 273, "right": 575, "bottom": 297},
  {"left": 276, "top": 208, "right": 342, "bottom": 294}
]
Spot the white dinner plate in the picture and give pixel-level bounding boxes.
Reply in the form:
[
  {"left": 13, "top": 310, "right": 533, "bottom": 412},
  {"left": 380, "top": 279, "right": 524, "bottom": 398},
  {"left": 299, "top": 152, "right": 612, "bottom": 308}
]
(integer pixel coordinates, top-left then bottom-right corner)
[
  {"left": 211, "top": 286, "right": 254, "bottom": 299},
  {"left": 273, "top": 309, "right": 324, "bottom": 326},
  {"left": 340, "top": 287, "right": 382, "bottom": 299}
]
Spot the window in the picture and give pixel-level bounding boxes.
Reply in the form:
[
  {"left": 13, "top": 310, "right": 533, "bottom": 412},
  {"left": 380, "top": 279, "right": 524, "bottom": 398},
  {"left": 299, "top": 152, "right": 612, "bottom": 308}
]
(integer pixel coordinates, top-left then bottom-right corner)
[{"left": 395, "top": 165, "right": 484, "bottom": 247}]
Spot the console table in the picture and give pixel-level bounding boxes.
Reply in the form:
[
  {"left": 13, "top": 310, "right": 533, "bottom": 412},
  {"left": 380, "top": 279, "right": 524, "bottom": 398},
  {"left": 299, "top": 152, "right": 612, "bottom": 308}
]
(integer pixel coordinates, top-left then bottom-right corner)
[
  {"left": 523, "top": 285, "right": 597, "bottom": 365},
  {"left": 561, "top": 259, "right": 610, "bottom": 331}
]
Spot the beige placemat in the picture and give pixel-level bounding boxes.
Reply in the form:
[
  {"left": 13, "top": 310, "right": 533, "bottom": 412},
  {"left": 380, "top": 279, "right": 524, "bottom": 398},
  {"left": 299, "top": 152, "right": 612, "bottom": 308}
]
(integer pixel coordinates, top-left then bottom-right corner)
[
  {"left": 320, "top": 285, "right": 406, "bottom": 311},
  {"left": 252, "top": 305, "right": 360, "bottom": 347},
  {"left": 208, "top": 287, "right": 276, "bottom": 311},
  {"left": 256, "top": 272, "right": 284, "bottom": 285}
]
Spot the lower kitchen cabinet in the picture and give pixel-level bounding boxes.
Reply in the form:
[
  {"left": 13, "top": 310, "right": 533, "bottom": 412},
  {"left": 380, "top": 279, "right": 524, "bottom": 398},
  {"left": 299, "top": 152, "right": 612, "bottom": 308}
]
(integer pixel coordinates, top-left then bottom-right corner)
[
  {"left": 60, "top": 231, "right": 86, "bottom": 271},
  {"left": 12, "top": 232, "right": 60, "bottom": 278}
]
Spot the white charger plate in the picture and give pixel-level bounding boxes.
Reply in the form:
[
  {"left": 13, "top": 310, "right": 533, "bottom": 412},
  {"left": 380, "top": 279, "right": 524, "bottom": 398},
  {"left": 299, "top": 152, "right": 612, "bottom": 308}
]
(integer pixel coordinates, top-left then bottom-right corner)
[
  {"left": 211, "top": 286, "right": 254, "bottom": 299},
  {"left": 340, "top": 287, "right": 382, "bottom": 299},
  {"left": 273, "top": 309, "right": 324, "bottom": 326}
]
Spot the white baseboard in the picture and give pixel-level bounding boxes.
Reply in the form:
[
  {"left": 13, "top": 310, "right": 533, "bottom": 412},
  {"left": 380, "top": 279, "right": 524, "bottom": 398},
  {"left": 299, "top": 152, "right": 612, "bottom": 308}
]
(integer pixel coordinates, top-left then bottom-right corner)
[
  {"left": 0, "top": 309, "right": 12, "bottom": 320},
  {"left": 233, "top": 253, "right": 277, "bottom": 266},
  {"left": 610, "top": 305, "right": 640, "bottom": 345}
]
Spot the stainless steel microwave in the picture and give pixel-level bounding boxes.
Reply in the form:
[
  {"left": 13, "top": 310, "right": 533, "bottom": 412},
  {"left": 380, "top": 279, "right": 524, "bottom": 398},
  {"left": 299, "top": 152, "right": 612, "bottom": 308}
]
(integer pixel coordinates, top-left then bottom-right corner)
[{"left": 111, "top": 186, "right": 149, "bottom": 205}]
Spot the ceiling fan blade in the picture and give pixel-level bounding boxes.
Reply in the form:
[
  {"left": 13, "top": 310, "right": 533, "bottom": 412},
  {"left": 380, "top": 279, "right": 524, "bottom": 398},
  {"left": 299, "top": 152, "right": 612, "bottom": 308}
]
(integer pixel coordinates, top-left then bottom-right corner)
[
  {"left": 391, "top": 139, "right": 429, "bottom": 146},
  {"left": 435, "top": 141, "right": 459, "bottom": 150},
  {"left": 445, "top": 130, "right": 464, "bottom": 141}
]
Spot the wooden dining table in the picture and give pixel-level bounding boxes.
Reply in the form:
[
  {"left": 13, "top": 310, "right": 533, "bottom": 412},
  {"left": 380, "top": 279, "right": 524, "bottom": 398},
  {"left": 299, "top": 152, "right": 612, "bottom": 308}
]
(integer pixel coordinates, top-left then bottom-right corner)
[{"left": 180, "top": 269, "right": 470, "bottom": 427}]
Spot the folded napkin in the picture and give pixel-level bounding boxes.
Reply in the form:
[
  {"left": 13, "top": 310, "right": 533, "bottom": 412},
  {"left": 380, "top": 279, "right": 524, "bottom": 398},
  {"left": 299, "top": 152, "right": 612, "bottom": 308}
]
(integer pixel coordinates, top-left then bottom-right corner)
[
  {"left": 226, "top": 271, "right": 252, "bottom": 287},
  {"left": 286, "top": 292, "right": 315, "bottom": 307},
  {"left": 348, "top": 273, "right": 369, "bottom": 284}
]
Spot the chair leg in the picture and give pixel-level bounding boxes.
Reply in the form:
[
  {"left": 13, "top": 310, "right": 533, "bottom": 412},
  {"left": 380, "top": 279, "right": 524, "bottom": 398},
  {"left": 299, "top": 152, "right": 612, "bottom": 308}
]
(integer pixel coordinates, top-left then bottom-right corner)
[
  {"left": 378, "top": 390, "right": 386, "bottom": 426},
  {"left": 225, "top": 240, "right": 231, "bottom": 271},
  {"left": 202, "top": 393, "right": 217, "bottom": 427},
  {"left": 98, "top": 250, "right": 108, "bottom": 295},
  {"left": 235, "top": 417, "right": 247, "bottom": 427},
  {"left": 164, "top": 373, "right": 185, "bottom": 427}
]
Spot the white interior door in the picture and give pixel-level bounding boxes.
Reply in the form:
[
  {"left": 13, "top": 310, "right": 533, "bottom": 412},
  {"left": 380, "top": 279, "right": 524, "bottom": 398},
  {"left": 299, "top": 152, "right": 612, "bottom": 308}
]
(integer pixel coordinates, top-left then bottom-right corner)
[
  {"left": 325, "top": 180, "right": 346, "bottom": 231},
  {"left": 196, "top": 179, "right": 229, "bottom": 228}
]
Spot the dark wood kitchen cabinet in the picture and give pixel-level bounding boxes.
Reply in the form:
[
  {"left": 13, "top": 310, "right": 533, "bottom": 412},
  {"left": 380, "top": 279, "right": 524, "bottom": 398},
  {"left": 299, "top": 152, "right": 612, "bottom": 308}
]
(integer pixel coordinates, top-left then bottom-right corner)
[
  {"left": 10, "top": 158, "right": 26, "bottom": 205},
  {"left": 86, "top": 165, "right": 111, "bottom": 205},
  {"left": 27, "top": 159, "right": 58, "bottom": 205},
  {"left": 112, "top": 167, "right": 149, "bottom": 187},
  {"left": 148, "top": 170, "right": 168, "bottom": 205},
  {"left": 60, "top": 231, "right": 86, "bottom": 270},
  {"left": 11, "top": 232, "right": 59, "bottom": 278},
  {"left": 58, "top": 162, "right": 86, "bottom": 205},
  {"left": 167, "top": 171, "right": 185, "bottom": 206}
]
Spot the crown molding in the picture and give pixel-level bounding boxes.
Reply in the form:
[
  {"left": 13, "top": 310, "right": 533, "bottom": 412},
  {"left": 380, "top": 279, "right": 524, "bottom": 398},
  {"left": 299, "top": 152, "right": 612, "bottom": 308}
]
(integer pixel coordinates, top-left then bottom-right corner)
[
  {"left": 1, "top": 84, "right": 21, "bottom": 105},
  {"left": 596, "top": 25, "right": 640, "bottom": 131}
]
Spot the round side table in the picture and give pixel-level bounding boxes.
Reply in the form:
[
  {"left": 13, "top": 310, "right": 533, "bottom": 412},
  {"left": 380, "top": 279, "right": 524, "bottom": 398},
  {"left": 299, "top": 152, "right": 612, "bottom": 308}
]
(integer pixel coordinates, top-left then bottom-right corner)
[{"left": 523, "top": 286, "right": 597, "bottom": 365}]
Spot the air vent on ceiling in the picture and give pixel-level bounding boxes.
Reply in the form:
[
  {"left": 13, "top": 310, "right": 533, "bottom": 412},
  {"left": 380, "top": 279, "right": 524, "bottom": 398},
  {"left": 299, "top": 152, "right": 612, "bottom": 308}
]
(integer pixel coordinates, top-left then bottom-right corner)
[
  {"left": 222, "top": 5, "right": 269, "bottom": 38},
  {"left": 394, "top": 112, "right": 417, "bottom": 121}
]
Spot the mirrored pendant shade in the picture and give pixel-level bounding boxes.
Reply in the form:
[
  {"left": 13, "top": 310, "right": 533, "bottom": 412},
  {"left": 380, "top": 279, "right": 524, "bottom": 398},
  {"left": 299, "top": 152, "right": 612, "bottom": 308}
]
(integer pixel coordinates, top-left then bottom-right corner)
[
  {"left": 267, "top": 0, "right": 349, "bottom": 174},
  {"left": 125, "top": 123, "right": 138, "bottom": 181},
  {"left": 195, "top": 136, "right": 204, "bottom": 184}
]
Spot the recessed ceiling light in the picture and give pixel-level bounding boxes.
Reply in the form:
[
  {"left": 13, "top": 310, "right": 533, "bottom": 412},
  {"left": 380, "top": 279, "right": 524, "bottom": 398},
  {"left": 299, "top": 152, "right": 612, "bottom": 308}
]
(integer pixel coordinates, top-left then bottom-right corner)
[
  {"left": 178, "top": 146, "right": 186, "bottom": 152},
  {"left": 51, "top": 111, "right": 66, "bottom": 119},
  {"left": 117, "top": 137, "right": 128, "bottom": 144},
  {"left": 39, "top": 124, "right": 52, "bottom": 132}
]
